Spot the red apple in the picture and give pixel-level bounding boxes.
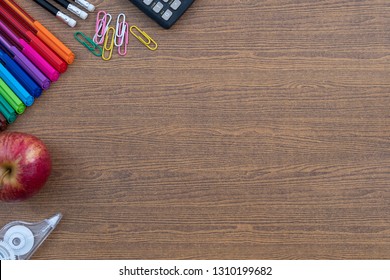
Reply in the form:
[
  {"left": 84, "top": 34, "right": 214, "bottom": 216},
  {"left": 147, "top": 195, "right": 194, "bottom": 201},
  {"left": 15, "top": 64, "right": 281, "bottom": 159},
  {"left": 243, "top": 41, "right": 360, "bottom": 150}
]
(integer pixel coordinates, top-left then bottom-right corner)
[{"left": 0, "top": 132, "right": 51, "bottom": 201}]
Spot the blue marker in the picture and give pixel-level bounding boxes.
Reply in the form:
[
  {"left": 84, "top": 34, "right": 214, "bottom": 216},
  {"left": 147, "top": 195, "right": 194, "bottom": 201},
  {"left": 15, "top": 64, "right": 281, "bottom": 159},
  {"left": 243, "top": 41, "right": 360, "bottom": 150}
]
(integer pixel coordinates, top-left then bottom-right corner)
[
  {"left": 0, "top": 49, "right": 42, "bottom": 98},
  {"left": 0, "top": 63, "right": 34, "bottom": 106}
]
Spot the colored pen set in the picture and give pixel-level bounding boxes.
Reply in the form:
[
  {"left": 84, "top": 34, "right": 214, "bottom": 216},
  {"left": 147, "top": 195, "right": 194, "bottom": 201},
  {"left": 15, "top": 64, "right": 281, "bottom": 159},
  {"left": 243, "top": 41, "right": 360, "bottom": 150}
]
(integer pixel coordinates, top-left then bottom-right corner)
[
  {"left": 0, "top": 0, "right": 75, "bottom": 131},
  {"left": 75, "top": 10, "right": 158, "bottom": 61}
]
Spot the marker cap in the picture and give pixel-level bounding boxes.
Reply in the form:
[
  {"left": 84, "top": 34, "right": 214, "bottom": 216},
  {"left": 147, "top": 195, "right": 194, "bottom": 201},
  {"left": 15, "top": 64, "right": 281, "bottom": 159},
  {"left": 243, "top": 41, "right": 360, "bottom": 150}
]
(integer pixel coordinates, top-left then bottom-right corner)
[
  {"left": 0, "top": 94, "right": 17, "bottom": 123},
  {"left": 33, "top": 21, "right": 75, "bottom": 64}
]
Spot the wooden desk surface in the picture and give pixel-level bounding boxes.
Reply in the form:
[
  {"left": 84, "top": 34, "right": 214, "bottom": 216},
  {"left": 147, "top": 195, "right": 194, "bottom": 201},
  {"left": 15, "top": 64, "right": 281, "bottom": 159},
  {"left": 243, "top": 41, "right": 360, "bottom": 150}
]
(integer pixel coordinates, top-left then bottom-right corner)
[{"left": 0, "top": 0, "right": 389, "bottom": 259}]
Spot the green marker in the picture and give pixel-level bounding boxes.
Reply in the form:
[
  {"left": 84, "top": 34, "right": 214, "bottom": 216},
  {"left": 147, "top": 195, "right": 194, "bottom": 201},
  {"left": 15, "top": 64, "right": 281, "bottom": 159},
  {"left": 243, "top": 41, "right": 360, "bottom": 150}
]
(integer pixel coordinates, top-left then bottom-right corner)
[
  {"left": 0, "top": 94, "right": 17, "bottom": 123},
  {"left": 0, "top": 78, "right": 25, "bottom": 114}
]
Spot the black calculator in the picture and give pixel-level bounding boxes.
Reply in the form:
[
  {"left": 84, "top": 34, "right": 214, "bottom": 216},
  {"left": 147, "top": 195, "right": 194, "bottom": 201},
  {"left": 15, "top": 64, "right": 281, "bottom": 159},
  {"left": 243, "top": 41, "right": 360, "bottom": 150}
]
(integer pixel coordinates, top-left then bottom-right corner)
[{"left": 128, "top": 0, "right": 195, "bottom": 29}]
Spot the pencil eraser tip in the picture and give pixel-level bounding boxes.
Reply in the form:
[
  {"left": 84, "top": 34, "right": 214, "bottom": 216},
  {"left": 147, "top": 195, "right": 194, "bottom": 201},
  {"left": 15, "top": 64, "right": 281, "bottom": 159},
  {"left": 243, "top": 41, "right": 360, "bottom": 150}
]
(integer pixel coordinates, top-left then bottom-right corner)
[
  {"left": 80, "top": 11, "right": 88, "bottom": 20},
  {"left": 87, "top": 4, "right": 95, "bottom": 12},
  {"left": 68, "top": 19, "right": 77, "bottom": 28}
]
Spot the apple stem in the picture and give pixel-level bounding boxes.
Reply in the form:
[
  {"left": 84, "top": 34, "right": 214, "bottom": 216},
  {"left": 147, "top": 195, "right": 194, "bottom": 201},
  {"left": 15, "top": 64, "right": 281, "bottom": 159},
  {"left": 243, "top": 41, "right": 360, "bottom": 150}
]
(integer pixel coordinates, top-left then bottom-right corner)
[{"left": 0, "top": 168, "right": 11, "bottom": 186}]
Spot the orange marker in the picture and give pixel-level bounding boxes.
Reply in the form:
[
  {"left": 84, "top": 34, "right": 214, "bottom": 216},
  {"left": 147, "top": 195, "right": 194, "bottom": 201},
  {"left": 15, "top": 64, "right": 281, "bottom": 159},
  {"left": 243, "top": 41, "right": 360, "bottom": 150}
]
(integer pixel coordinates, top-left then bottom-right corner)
[{"left": 2, "top": 0, "right": 75, "bottom": 64}]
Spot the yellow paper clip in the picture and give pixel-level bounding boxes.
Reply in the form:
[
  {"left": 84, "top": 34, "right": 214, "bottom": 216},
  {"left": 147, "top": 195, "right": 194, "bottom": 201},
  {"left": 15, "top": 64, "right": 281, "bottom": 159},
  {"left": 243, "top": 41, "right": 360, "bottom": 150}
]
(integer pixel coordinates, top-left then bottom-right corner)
[
  {"left": 102, "top": 26, "right": 115, "bottom": 61},
  {"left": 129, "top": 25, "right": 158, "bottom": 51}
]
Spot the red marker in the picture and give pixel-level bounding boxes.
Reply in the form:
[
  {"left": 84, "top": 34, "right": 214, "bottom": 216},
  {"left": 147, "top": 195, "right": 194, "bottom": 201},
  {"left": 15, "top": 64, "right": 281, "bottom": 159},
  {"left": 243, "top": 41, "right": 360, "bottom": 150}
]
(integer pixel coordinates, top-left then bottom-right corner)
[{"left": 0, "top": 3, "right": 67, "bottom": 73}]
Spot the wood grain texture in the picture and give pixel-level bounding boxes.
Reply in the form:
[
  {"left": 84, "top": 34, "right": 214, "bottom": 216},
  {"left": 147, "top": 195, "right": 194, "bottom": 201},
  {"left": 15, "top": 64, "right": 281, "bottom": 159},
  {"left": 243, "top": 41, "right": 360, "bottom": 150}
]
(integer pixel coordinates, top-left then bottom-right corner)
[{"left": 0, "top": 0, "right": 389, "bottom": 259}]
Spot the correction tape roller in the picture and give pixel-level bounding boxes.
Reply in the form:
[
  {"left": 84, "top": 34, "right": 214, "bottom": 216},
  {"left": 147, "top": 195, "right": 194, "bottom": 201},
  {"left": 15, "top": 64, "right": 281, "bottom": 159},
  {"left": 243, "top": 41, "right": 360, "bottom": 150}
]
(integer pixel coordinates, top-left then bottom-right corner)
[{"left": 0, "top": 213, "right": 62, "bottom": 260}]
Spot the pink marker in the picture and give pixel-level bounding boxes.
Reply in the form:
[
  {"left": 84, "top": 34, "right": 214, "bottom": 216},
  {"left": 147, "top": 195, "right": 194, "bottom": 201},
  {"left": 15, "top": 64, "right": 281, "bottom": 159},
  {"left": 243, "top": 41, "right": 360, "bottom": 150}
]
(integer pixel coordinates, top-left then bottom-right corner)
[{"left": 0, "top": 19, "right": 59, "bottom": 82}]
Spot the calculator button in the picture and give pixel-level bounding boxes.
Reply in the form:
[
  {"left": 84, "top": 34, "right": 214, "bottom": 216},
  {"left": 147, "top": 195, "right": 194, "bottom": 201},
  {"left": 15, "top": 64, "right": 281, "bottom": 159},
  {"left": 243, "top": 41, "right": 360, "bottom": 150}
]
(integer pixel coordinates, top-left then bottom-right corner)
[
  {"left": 162, "top": 9, "right": 173, "bottom": 21},
  {"left": 162, "top": 0, "right": 169, "bottom": 2},
  {"left": 143, "top": 0, "right": 153, "bottom": 5},
  {"left": 153, "top": 2, "right": 164, "bottom": 13},
  {"left": 170, "top": 0, "right": 182, "bottom": 10}
]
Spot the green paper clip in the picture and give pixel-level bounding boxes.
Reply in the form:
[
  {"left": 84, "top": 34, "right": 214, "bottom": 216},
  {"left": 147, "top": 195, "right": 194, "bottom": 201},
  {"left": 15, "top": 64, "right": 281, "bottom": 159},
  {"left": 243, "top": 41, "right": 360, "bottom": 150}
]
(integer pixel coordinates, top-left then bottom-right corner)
[{"left": 74, "top": 31, "right": 102, "bottom": 57}]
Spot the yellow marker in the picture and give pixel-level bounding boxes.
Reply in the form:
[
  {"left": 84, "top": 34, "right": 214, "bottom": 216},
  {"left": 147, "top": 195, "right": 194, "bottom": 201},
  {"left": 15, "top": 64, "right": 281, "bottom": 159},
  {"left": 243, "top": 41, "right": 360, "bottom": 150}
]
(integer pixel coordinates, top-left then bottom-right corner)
[
  {"left": 102, "top": 27, "right": 115, "bottom": 61},
  {"left": 129, "top": 26, "right": 158, "bottom": 51}
]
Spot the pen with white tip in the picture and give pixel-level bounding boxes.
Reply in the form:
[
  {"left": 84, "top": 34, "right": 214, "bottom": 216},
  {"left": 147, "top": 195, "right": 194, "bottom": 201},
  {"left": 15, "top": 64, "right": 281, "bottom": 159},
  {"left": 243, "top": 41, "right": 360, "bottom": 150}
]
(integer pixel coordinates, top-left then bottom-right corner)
[
  {"left": 33, "top": 0, "right": 77, "bottom": 28},
  {"left": 53, "top": 0, "right": 88, "bottom": 20},
  {"left": 72, "top": 0, "right": 95, "bottom": 12}
]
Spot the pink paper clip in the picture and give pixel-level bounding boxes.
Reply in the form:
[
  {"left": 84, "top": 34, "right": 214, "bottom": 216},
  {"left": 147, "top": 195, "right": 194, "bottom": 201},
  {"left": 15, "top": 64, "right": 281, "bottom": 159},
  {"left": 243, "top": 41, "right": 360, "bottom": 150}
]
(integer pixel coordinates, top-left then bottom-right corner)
[
  {"left": 118, "top": 22, "right": 129, "bottom": 56},
  {"left": 93, "top": 11, "right": 112, "bottom": 45},
  {"left": 93, "top": 11, "right": 106, "bottom": 44}
]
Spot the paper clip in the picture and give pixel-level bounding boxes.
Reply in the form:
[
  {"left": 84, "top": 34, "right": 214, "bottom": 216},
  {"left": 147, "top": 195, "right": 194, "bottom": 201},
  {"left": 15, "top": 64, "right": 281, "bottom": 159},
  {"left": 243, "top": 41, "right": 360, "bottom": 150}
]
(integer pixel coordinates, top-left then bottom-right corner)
[
  {"left": 74, "top": 31, "right": 102, "bottom": 57},
  {"left": 93, "top": 11, "right": 106, "bottom": 44},
  {"left": 129, "top": 25, "right": 158, "bottom": 51},
  {"left": 118, "top": 22, "right": 129, "bottom": 56},
  {"left": 102, "top": 27, "right": 115, "bottom": 61},
  {"left": 114, "top": 13, "right": 126, "bottom": 47},
  {"left": 93, "top": 11, "right": 112, "bottom": 45}
]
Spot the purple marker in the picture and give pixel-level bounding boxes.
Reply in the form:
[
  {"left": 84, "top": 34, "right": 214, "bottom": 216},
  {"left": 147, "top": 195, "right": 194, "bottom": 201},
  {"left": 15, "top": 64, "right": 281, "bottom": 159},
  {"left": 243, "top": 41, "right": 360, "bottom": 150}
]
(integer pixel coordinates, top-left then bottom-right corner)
[
  {"left": 0, "top": 33, "right": 50, "bottom": 90},
  {"left": 0, "top": 20, "right": 59, "bottom": 82}
]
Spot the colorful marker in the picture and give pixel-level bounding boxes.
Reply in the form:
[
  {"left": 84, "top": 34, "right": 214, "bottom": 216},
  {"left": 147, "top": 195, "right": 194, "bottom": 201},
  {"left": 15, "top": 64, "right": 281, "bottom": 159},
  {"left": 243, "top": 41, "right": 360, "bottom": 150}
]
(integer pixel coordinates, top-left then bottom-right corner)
[
  {"left": 0, "top": 34, "right": 50, "bottom": 90},
  {"left": 33, "top": 0, "right": 77, "bottom": 28},
  {"left": 0, "top": 78, "right": 25, "bottom": 114},
  {"left": 0, "top": 63, "right": 34, "bottom": 106},
  {"left": 0, "top": 3, "right": 67, "bottom": 73},
  {"left": 2, "top": 0, "right": 75, "bottom": 64},
  {"left": 0, "top": 20, "right": 60, "bottom": 82},
  {"left": 0, "top": 48, "right": 42, "bottom": 98},
  {"left": 0, "top": 94, "right": 16, "bottom": 123}
]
